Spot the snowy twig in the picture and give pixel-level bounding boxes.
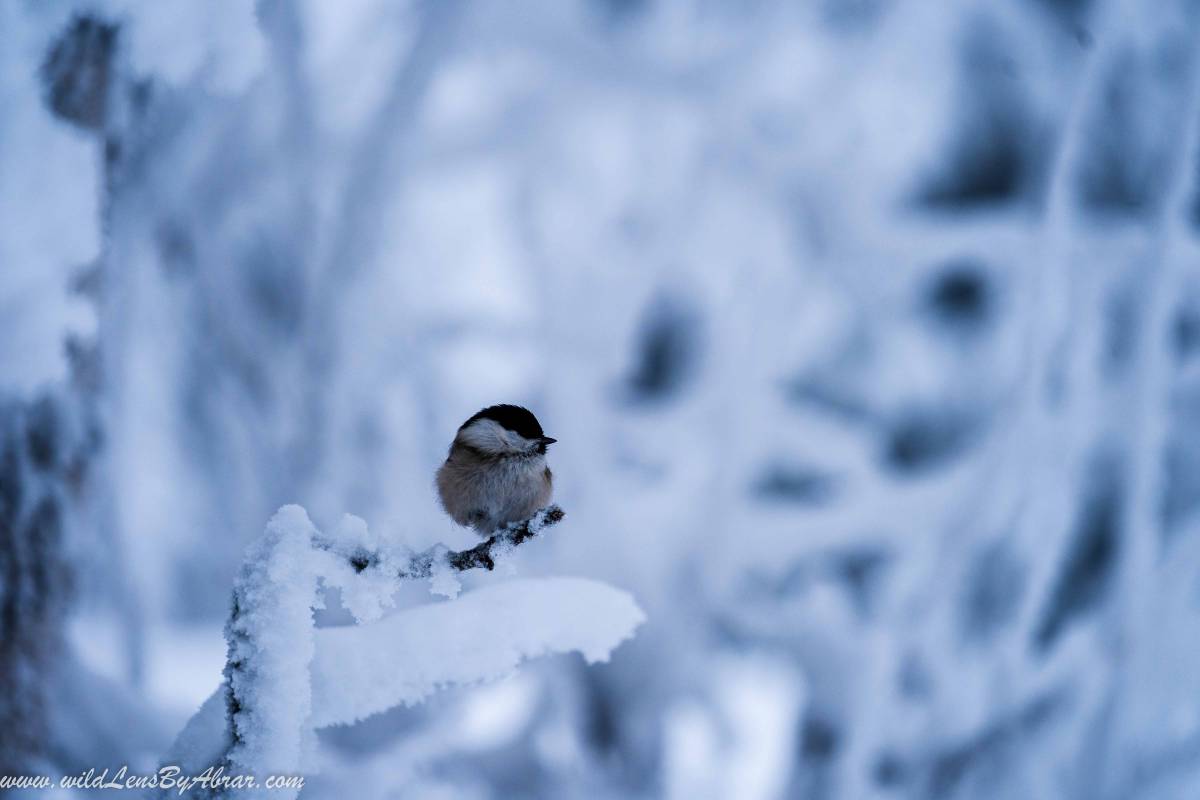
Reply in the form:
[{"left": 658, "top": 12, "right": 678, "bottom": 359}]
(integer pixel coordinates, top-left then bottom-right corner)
[
  {"left": 316, "top": 504, "right": 567, "bottom": 578},
  {"left": 442, "top": 505, "right": 566, "bottom": 573}
]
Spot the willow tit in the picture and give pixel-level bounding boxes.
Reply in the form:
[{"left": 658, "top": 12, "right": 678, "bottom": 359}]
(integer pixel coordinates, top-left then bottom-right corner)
[{"left": 436, "top": 404, "right": 556, "bottom": 536}]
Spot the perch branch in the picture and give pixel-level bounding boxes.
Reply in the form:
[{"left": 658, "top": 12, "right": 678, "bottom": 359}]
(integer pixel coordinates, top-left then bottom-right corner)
[
  {"left": 442, "top": 505, "right": 566, "bottom": 574},
  {"left": 317, "top": 505, "right": 566, "bottom": 579}
]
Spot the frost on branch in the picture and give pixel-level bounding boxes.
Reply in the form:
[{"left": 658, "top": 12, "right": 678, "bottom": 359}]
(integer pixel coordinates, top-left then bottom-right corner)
[
  {"left": 312, "top": 504, "right": 568, "bottom": 579},
  {"left": 163, "top": 503, "right": 641, "bottom": 798},
  {"left": 222, "top": 506, "right": 324, "bottom": 782}
]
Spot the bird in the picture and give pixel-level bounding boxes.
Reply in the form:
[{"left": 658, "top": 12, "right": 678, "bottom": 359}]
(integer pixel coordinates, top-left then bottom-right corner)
[{"left": 436, "top": 404, "right": 556, "bottom": 536}]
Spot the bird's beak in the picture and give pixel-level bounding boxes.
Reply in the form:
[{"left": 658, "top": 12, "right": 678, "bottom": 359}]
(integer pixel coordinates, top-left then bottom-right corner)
[{"left": 540, "top": 436, "right": 557, "bottom": 446}]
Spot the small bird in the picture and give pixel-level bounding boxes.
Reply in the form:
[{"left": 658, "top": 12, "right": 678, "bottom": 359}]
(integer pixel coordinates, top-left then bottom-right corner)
[{"left": 436, "top": 404, "right": 556, "bottom": 536}]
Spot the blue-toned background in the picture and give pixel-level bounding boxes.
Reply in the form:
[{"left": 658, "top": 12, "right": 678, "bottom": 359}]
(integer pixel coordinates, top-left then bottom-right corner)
[{"left": 3, "top": 1, "right": 1200, "bottom": 797}]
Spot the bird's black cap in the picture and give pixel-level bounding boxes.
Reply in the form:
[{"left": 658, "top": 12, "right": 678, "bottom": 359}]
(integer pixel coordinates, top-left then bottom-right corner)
[{"left": 460, "top": 404, "right": 551, "bottom": 441}]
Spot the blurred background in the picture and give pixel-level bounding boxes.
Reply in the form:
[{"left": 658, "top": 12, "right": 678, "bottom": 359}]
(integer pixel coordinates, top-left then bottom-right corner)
[{"left": 4, "top": 0, "right": 1200, "bottom": 797}]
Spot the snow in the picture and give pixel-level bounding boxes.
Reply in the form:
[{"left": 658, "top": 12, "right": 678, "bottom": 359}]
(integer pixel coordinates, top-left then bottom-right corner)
[
  {"left": 311, "top": 577, "right": 645, "bottom": 727},
  {"left": 427, "top": 550, "right": 464, "bottom": 599},
  {"left": 317, "top": 512, "right": 405, "bottom": 623},
  {"left": 222, "top": 505, "right": 325, "bottom": 780},
  {"left": 157, "top": 691, "right": 228, "bottom": 778}
]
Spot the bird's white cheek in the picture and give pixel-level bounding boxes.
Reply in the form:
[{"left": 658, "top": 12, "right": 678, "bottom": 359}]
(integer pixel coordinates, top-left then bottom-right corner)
[{"left": 459, "top": 419, "right": 513, "bottom": 453}]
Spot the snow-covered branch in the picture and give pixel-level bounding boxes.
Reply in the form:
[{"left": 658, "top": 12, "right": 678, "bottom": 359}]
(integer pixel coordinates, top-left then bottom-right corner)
[
  {"left": 160, "top": 503, "right": 638, "bottom": 799},
  {"left": 316, "top": 504, "right": 566, "bottom": 578},
  {"left": 443, "top": 504, "right": 566, "bottom": 572}
]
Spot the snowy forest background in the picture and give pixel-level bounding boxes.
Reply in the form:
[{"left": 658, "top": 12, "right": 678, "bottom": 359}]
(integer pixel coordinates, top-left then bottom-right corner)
[{"left": 4, "top": 0, "right": 1200, "bottom": 797}]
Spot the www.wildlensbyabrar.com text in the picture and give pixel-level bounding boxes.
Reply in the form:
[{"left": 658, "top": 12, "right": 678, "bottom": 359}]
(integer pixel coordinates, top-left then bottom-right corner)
[{"left": 0, "top": 765, "right": 305, "bottom": 794}]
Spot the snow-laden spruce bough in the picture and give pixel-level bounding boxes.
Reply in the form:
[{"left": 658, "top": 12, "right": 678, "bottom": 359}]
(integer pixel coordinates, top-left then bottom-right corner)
[{"left": 153, "top": 504, "right": 643, "bottom": 799}]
